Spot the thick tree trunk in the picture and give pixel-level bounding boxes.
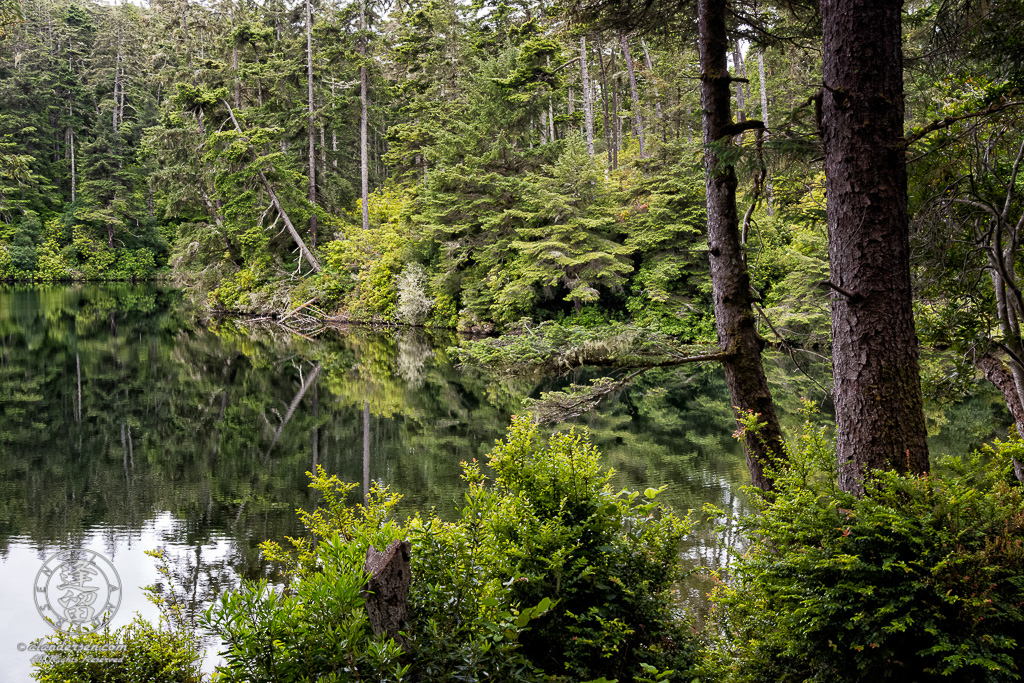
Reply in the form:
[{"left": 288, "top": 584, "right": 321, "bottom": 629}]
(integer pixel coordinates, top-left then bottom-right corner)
[
  {"left": 698, "top": 0, "right": 785, "bottom": 491},
  {"left": 305, "top": 0, "right": 317, "bottom": 247},
  {"left": 580, "top": 37, "right": 595, "bottom": 155},
  {"left": 821, "top": 0, "right": 929, "bottom": 493},
  {"left": 359, "top": 0, "right": 369, "bottom": 231},
  {"left": 620, "top": 34, "right": 645, "bottom": 158}
]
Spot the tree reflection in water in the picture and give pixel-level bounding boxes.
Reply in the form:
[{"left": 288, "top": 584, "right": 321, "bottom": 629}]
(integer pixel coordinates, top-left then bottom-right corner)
[{"left": 0, "top": 284, "right": 1010, "bottom": 633}]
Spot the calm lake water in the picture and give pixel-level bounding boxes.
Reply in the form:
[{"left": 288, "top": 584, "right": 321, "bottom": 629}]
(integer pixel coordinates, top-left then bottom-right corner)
[{"left": 0, "top": 285, "right": 1011, "bottom": 681}]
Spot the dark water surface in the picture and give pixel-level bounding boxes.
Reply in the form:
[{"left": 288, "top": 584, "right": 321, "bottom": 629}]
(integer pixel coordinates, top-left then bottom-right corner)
[{"left": 0, "top": 285, "right": 1011, "bottom": 681}]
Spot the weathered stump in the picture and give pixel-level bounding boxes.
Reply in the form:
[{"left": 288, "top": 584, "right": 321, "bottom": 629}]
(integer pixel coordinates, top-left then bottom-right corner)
[{"left": 362, "top": 539, "right": 411, "bottom": 648}]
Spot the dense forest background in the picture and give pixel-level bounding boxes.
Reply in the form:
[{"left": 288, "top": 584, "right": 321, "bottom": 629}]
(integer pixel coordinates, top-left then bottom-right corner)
[
  {"left": 0, "top": 0, "right": 1019, "bottom": 357},
  {"left": 0, "top": 0, "right": 820, "bottom": 335}
]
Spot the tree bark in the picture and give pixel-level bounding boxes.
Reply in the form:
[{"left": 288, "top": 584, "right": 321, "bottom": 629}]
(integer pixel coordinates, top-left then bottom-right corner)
[
  {"left": 731, "top": 44, "right": 746, "bottom": 124},
  {"left": 639, "top": 38, "right": 663, "bottom": 141},
  {"left": 757, "top": 50, "right": 773, "bottom": 216},
  {"left": 698, "top": 0, "right": 785, "bottom": 491},
  {"left": 68, "top": 116, "right": 75, "bottom": 203},
  {"left": 821, "top": 0, "right": 929, "bottom": 493},
  {"left": 305, "top": 0, "right": 317, "bottom": 247},
  {"left": 974, "top": 353, "right": 1024, "bottom": 482},
  {"left": 363, "top": 540, "right": 412, "bottom": 648},
  {"left": 580, "top": 36, "right": 595, "bottom": 155},
  {"left": 620, "top": 34, "right": 645, "bottom": 158},
  {"left": 359, "top": 0, "right": 369, "bottom": 231},
  {"left": 610, "top": 43, "right": 620, "bottom": 169},
  {"left": 595, "top": 34, "right": 613, "bottom": 166},
  {"left": 112, "top": 40, "right": 121, "bottom": 133}
]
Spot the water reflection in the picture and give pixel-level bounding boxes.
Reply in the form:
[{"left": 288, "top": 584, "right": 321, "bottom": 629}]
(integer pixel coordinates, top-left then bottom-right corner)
[{"left": 0, "top": 285, "right": 1012, "bottom": 680}]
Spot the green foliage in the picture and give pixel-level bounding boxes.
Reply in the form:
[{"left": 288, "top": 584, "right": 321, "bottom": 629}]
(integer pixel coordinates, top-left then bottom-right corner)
[
  {"left": 456, "top": 320, "right": 718, "bottom": 374},
  {"left": 453, "top": 416, "right": 697, "bottom": 681},
  {"left": 200, "top": 416, "right": 699, "bottom": 682},
  {"left": 320, "top": 189, "right": 414, "bottom": 320},
  {"left": 621, "top": 162, "right": 713, "bottom": 340},
  {"left": 203, "top": 474, "right": 409, "bottom": 683},
  {"left": 714, "top": 407, "right": 1024, "bottom": 683},
  {"left": 31, "top": 616, "right": 203, "bottom": 683}
]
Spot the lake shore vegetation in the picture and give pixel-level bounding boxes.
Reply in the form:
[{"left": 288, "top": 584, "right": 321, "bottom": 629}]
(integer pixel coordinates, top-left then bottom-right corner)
[{"left": 8, "top": 0, "right": 1024, "bottom": 680}]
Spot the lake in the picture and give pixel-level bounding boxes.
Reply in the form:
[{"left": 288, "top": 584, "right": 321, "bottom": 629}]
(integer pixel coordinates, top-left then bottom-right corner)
[{"left": 0, "top": 285, "right": 1010, "bottom": 681}]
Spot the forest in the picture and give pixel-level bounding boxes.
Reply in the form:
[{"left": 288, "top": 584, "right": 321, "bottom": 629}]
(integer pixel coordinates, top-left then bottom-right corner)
[{"left": 5, "top": 0, "right": 1024, "bottom": 680}]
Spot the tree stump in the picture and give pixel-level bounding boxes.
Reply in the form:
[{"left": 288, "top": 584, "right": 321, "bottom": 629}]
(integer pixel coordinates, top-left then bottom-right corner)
[{"left": 362, "top": 539, "right": 411, "bottom": 648}]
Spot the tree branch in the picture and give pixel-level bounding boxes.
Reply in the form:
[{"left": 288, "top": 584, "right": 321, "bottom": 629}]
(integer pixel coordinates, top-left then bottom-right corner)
[{"left": 903, "top": 100, "right": 1024, "bottom": 148}]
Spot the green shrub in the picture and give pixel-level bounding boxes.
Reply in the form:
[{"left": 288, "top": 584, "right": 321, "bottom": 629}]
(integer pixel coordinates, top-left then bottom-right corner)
[
  {"left": 203, "top": 481, "right": 410, "bottom": 683},
  {"left": 31, "top": 615, "right": 203, "bottom": 683},
  {"left": 447, "top": 416, "right": 698, "bottom": 681},
  {"left": 713, "top": 406, "right": 1024, "bottom": 683},
  {"left": 203, "top": 416, "right": 699, "bottom": 682}
]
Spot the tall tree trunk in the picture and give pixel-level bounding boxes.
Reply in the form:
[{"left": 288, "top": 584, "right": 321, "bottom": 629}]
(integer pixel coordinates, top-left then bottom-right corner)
[
  {"left": 580, "top": 36, "right": 595, "bottom": 155},
  {"left": 757, "top": 50, "right": 773, "bottom": 216},
  {"left": 68, "top": 118, "right": 75, "bottom": 203},
  {"left": 596, "top": 34, "right": 612, "bottom": 165},
  {"left": 331, "top": 78, "right": 338, "bottom": 168},
  {"left": 639, "top": 38, "right": 663, "bottom": 141},
  {"left": 319, "top": 125, "right": 327, "bottom": 190},
  {"left": 360, "top": 0, "right": 369, "bottom": 231},
  {"left": 698, "top": 0, "right": 785, "bottom": 491},
  {"left": 546, "top": 56, "right": 556, "bottom": 141},
  {"left": 732, "top": 42, "right": 746, "bottom": 123},
  {"left": 821, "top": 0, "right": 929, "bottom": 492},
  {"left": 305, "top": 0, "right": 317, "bottom": 247},
  {"left": 609, "top": 42, "right": 619, "bottom": 169},
  {"left": 620, "top": 34, "right": 644, "bottom": 158},
  {"left": 548, "top": 93, "right": 556, "bottom": 142},
  {"left": 112, "top": 46, "right": 121, "bottom": 132},
  {"left": 233, "top": 45, "right": 240, "bottom": 107}
]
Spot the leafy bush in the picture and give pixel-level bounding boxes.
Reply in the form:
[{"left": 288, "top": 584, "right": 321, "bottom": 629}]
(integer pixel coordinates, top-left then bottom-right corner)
[
  {"left": 713, "top": 406, "right": 1024, "bottom": 683},
  {"left": 320, "top": 187, "right": 413, "bottom": 319},
  {"left": 202, "top": 416, "right": 699, "bottom": 682},
  {"left": 203, "top": 481, "right": 410, "bottom": 683},
  {"left": 31, "top": 615, "right": 203, "bottom": 683},
  {"left": 448, "top": 416, "right": 697, "bottom": 681}
]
